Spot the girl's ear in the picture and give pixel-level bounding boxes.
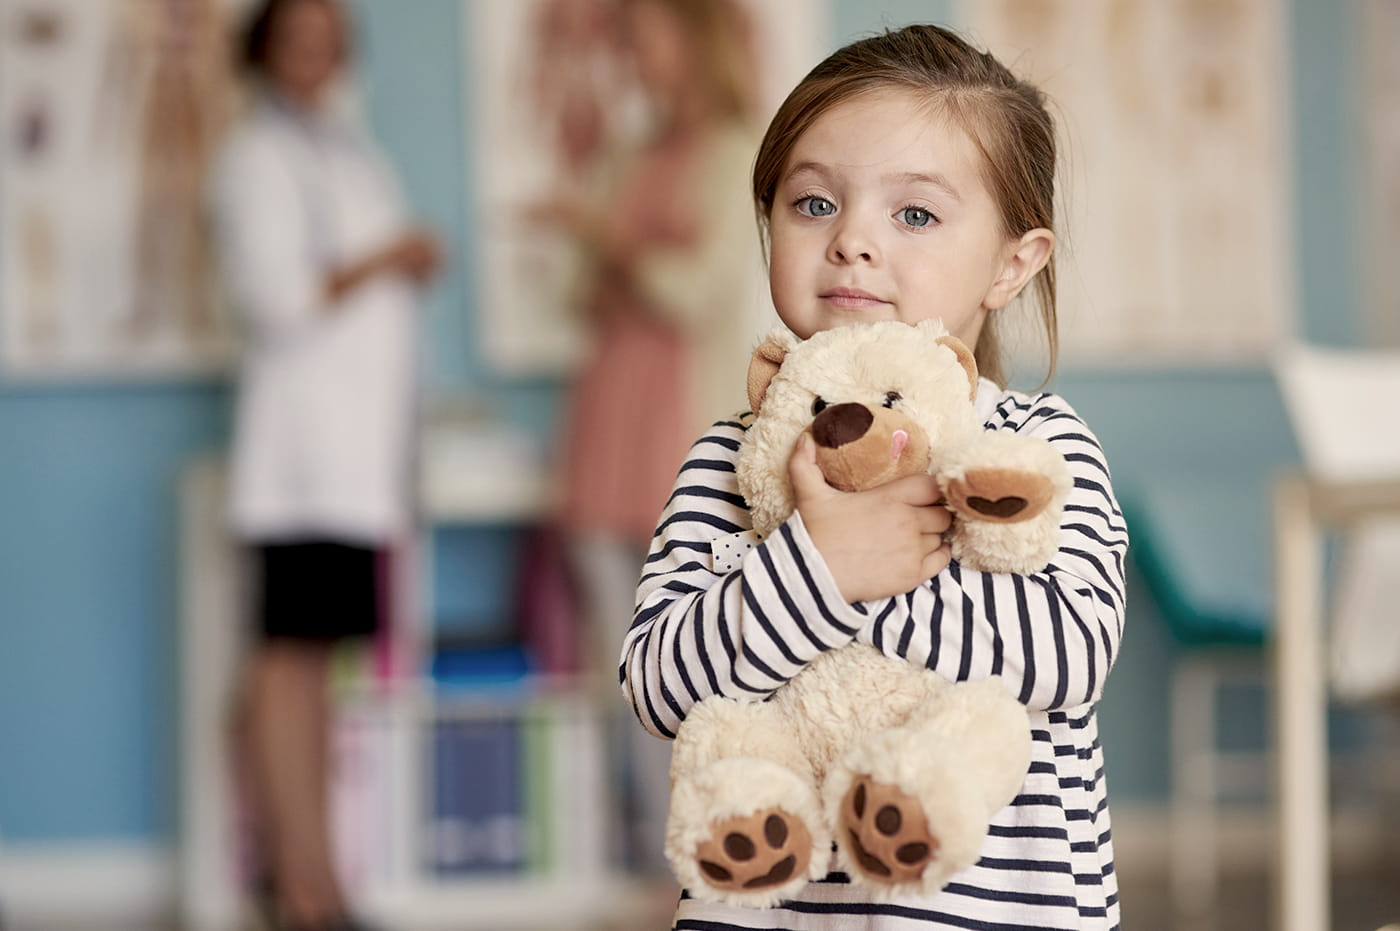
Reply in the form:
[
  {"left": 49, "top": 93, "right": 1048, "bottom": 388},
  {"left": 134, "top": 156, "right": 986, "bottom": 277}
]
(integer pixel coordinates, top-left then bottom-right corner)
[
  {"left": 746, "top": 337, "right": 790, "bottom": 414},
  {"left": 983, "top": 227, "right": 1054, "bottom": 311}
]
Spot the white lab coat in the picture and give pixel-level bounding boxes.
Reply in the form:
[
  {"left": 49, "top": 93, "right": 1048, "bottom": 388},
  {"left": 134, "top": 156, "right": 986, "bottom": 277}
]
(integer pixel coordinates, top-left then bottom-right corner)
[{"left": 211, "top": 97, "right": 418, "bottom": 544}]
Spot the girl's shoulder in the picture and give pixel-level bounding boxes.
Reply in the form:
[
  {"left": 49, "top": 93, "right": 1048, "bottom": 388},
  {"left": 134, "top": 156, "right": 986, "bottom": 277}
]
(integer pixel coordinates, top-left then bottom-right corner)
[
  {"left": 691, "top": 412, "right": 752, "bottom": 454},
  {"left": 974, "top": 379, "right": 1091, "bottom": 434},
  {"left": 671, "top": 414, "right": 751, "bottom": 481}
]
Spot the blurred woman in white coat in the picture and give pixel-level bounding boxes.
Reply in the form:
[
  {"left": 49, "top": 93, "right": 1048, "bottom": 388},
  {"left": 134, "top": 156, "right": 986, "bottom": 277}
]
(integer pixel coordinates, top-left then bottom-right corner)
[{"left": 209, "top": 1, "right": 439, "bottom": 927}]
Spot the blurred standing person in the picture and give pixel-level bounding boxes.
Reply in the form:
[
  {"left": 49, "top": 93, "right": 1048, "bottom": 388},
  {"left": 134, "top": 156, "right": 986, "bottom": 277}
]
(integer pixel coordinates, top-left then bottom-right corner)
[
  {"left": 209, "top": 1, "right": 440, "bottom": 928},
  {"left": 534, "top": 0, "right": 771, "bottom": 875}
]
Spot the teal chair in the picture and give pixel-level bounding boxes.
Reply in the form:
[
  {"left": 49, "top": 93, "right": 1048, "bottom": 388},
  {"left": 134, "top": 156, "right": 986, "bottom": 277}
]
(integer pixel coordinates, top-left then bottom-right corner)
[{"left": 1122, "top": 477, "right": 1273, "bottom": 923}]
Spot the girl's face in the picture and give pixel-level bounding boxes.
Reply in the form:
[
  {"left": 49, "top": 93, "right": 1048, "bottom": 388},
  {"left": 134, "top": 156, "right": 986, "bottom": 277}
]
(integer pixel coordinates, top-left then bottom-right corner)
[
  {"left": 766, "top": 87, "right": 1052, "bottom": 348},
  {"left": 265, "top": 0, "right": 344, "bottom": 106}
]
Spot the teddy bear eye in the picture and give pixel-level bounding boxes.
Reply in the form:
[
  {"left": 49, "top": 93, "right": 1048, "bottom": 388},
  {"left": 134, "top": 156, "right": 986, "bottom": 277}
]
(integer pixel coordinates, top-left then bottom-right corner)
[
  {"left": 811, "top": 396, "right": 828, "bottom": 416},
  {"left": 882, "top": 391, "right": 902, "bottom": 408}
]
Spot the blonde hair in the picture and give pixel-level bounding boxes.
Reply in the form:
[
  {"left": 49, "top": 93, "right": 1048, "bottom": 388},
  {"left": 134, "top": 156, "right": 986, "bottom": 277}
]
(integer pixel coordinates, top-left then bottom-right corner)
[{"left": 752, "top": 24, "right": 1058, "bottom": 387}]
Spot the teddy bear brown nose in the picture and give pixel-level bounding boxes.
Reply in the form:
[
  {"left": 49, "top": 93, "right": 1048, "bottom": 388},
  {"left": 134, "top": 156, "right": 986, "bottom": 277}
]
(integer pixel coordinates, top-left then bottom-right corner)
[{"left": 811, "top": 402, "right": 873, "bottom": 448}]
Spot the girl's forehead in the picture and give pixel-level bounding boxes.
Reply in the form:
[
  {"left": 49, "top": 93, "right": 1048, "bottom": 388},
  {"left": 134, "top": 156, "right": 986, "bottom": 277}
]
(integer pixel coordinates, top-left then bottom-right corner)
[
  {"left": 810, "top": 87, "right": 963, "bottom": 142},
  {"left": 783, "top": 87, "right": 985, "bottom": 189}
]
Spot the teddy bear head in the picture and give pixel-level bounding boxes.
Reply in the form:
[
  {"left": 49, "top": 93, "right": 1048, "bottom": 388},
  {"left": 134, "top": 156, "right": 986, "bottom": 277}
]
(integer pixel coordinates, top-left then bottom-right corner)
[{"left": 736, "top": 320, "right": 983, "bottom": 538}]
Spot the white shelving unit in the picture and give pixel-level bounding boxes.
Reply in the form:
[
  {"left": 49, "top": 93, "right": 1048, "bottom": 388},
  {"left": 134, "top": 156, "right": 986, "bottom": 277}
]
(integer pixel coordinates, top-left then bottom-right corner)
[{"left": 178, "top": 428, "right": 657, "bottom": 930}]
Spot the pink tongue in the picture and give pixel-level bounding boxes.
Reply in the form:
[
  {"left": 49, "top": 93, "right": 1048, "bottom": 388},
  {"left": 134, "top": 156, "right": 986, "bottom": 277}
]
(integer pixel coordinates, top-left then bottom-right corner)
[{"left": 891, "top": 429, "right": 909, "bottom": 460}]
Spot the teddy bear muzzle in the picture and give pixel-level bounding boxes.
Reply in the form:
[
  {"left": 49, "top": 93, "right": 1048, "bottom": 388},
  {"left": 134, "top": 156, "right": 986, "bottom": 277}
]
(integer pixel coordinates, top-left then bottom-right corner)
[{"left": 809, "top": 403, "right": 932, "bottom": 492}]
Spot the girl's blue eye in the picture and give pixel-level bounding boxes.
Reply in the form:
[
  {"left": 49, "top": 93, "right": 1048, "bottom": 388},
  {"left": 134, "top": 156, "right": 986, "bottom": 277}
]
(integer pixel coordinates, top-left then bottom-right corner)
[
  {"left": 798, "top": 196, "right": 836, "bottom": 218},
  {"left": 901, "top": 206, "right": 933, "bottom": 227}
]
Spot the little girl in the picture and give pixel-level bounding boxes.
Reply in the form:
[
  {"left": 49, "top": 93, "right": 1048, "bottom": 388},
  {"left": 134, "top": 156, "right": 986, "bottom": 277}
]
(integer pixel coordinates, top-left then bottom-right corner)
[{"left": 620, "top": 23, "right": 1128, "bottom": 930}]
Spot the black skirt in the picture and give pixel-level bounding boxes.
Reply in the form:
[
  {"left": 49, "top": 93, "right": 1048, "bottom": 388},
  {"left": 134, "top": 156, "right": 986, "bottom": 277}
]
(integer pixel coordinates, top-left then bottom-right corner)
[{"left": 253, "top": 541, "right": 382, "bottom": 640}]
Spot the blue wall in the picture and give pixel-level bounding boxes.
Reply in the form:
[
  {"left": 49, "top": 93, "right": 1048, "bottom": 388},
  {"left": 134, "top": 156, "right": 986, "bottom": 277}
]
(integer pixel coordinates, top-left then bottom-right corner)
[
  {"left": 0, "top": 385, "right": 228, "bottom": 839},
  {"left": 0, "top": 0, "right": 1358, "bottom": 843}
]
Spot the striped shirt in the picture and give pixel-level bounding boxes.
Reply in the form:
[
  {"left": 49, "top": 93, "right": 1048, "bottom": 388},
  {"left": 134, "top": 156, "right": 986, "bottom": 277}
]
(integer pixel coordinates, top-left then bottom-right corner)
[{"left": 620, "top": 380, "right": 1128, "bottom": 930}]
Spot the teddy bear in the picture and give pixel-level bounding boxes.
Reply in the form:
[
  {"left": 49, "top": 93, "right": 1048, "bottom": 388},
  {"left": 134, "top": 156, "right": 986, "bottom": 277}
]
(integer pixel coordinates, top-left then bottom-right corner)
[{"left": 664, "top": 319, "right": 1073, "bottom": 908}]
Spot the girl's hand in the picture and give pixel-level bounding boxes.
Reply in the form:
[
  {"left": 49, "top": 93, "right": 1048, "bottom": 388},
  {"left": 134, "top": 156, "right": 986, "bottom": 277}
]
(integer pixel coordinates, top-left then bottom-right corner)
[{"left": 788, "top": 433, "right": 953, "bottom": 603}]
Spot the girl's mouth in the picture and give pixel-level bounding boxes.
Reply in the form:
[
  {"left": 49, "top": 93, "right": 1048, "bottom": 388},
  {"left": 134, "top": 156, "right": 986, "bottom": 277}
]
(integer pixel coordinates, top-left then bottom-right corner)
[{"left": 821, "top": 287, "right": 887, "bottom": 309}]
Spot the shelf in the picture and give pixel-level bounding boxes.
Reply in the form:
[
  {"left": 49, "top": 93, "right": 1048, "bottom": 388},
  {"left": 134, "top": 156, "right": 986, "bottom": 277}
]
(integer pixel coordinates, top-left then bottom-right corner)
[
  {"left": 419, "top": 421, "right": 552, "bottom": 523},
  {"left": 178, "top": 453, "right": 639, "bottom": 931}
]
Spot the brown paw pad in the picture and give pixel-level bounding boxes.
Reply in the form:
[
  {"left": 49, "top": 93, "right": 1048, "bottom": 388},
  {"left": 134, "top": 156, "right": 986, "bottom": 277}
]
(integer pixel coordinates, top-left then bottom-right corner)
[
  {"left": 947, "top": 468, "right": 1054, "bottom": 524},
  {"left": 694, "top": 809, "right": 812, "bottom": 892},
  {"left": 840, "top": 776, "right": 938, "bottom": 884}
]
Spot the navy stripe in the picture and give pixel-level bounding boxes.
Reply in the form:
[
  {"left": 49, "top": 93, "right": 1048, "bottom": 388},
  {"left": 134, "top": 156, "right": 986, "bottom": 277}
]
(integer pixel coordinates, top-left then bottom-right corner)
[
  {"left": 755, "top": 540, "right": 827, "bottom": 652},
  {"left": 869, "top": 599, "right": 897, "bottom": 652},
  {"left": 665, "top": 484, "right": 749, "bottom": 510},
  {"left": 897, "top": 590, "right": 917, "bottom": 655},
  {"left": 1013, "top": 574, "right": 1036, "bottom": 704},
  {"left": 693, "top": 597, "right": 720, "bottom": 696},
  {"left": 778, "top": 522, "right": 861, "bottom": 636},
  {"left": 952, "top": 561, "right": 975, "bottom": 680},
  {"left": 775, "top": 899, "right": 1077, "bottom": 931},
  {"left": 982, "top": 571, "right": 1003, "bottom": 676},
  {"left": 656, "top": 508, "right": 747, "bottom": 536},
  {"left": 925, "top": 576, "right": 944, "bottom": 669},
  {"left": 739, "top": 581, "right": 804, "bottom": 669},
  {"left": 671, "top": 615, "right": 701, "bottom": 704}
]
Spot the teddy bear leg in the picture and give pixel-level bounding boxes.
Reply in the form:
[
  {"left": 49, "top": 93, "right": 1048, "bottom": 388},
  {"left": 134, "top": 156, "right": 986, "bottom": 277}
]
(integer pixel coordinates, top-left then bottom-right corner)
[
  {"left": 667, "top": 696, "right": 826, "bottom": 908},
  {"left": 826, "top": 676, "right": 1032, "bottom": 899}
]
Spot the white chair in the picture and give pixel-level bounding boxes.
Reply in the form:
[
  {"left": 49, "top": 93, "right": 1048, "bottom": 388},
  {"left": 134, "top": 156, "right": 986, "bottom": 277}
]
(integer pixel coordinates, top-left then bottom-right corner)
[{"left": 1271, "top": 342, "right": 1400, "bottom": 931}]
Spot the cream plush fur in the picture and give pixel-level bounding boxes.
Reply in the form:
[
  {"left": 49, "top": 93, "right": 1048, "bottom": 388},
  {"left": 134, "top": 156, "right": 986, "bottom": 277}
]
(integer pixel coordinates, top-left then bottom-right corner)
[{"left": 665, "top": 320, "right": 1070, "bottom": 908}]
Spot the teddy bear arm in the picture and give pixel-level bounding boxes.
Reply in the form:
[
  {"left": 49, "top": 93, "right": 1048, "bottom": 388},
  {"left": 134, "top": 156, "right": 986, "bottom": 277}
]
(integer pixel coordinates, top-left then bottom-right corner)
[
  {"left": 937, "top": 431, "right": 1073, "bottom": 574},
  {"left": 941, "top": 431, "right": 1069, "bottom": 521}
]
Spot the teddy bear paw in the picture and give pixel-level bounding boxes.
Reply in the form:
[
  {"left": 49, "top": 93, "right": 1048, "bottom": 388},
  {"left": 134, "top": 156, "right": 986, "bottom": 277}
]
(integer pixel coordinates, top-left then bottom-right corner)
[
  {"left": 692, "top": 808, "right": 813, "bottom": 894},
  {"left": 946, "top": 467, "right": 1055, "bottom": 524},
  {"left": 839, "top": 776, "right": 939, "bottom": 885}
]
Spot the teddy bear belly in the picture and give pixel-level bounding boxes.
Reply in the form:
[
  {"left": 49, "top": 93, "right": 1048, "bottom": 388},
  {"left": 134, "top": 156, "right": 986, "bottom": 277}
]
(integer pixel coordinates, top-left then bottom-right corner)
[{"left": 775, "top": 644, "right": 941, "bottom": 781}]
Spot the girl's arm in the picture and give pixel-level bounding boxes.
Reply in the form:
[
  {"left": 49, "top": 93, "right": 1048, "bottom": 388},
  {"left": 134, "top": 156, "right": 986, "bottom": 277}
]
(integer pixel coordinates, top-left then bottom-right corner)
[
  {"left": 858, "top": 393, "right": 1128, "bottom": 713},
  {"left": 620, "top": 418, "right": 870, "bottom": 739},
  {"left": 621, "top": 394, "right": 1127, "bottom": 735}
]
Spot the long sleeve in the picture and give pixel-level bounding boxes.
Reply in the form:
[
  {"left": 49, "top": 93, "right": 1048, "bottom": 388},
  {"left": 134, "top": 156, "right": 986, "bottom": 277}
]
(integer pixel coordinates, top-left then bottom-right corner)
[
  {"left": 856, "top": 391, "right": 1128, "bottom": 713},
  {"left": 621, "top": 418, "right": 869, "bottom": 739},
  {"left": 210, "top": 126, "right": 326, "bottom": 345},
  {"left": 619, "top": 390, "right": 1128, "bottom": 739}
]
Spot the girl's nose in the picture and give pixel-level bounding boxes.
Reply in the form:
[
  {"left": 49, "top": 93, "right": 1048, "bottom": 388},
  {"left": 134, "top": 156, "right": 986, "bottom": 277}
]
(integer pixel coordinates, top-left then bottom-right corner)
[{"left": 827, "top": 217, "right": 878, "bottom": 265}]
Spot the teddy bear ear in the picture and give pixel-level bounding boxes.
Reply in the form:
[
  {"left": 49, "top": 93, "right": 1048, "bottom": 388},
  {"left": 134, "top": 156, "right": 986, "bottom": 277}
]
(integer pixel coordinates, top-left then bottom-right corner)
[
  {"left": 746, "top": 334, "right": 791, "bottom": 414},
  {"left": 936, "top": 335, "right": 980, "bottom": 402}
]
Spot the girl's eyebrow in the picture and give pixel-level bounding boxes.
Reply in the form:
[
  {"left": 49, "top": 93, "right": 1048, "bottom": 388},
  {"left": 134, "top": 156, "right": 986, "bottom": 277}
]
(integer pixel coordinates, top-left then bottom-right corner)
[
  {"left": 782, "top": 160, "right": 828, "bottom": 185},
  {"left": 782, "top": 162, "right": 962, "bottom": 202},
  {"left": 885, "top": 170, "right": 962, "bottom": 201}
]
